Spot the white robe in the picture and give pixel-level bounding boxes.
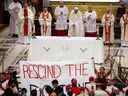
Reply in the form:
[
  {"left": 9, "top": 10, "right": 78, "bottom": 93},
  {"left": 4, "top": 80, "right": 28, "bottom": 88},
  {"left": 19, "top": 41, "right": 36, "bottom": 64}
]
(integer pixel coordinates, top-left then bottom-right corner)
[
  {"left": 106, "top": 85, "right": 118, "bottom": 94},
  {"left": 83, "top": 11, "right": 97, "bottom": 33},
  {"left": 39, "top": 11, "right": 52, "bottom": 36},
  {"left": 95, "top": 89, "right": 109, "bottom": 96},
  {"left": 116, "top": 91, "right": 125, "bottom": 96},
  {"left": 0, "top": 88, "right": 4, "bottom": 96},
  {"left": 29, "top": 5, "right": 36, "bottom": 33},
  {"left": 102, "top": 13, "right": 115, "bottom": 43},
  {"left": 86, "top": 82, "right": 96, "bottom": 92},
  {"left": 55, "top": 5, "right": 69, "bottom": 30},
  {"left": 29, "top": 5, "right": 36, "bottom": 16},
  {"left": 8, "top": 2, "right": 22, "bottom": 35},
  {"left": 68, "top": 10, "right": 84, "bottom": 37},
  {"left": 18, "top": 7, "right": 34, "bottom": 44},
  {"left": 120, "top": 14, "right": 128, "bottom": 46}
]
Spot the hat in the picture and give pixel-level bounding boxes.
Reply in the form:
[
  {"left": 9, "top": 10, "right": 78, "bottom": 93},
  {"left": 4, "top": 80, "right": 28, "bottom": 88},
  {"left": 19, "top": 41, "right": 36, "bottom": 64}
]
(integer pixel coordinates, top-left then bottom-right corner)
[
  {"left": 71, "top": 78, "right": 77, "bottom": 84},
  {"left": 89, "top": 76, "right": 95, "bottom": 82},
  {"left": 74, "top": 7, "right": 78, "bottom": 10}
]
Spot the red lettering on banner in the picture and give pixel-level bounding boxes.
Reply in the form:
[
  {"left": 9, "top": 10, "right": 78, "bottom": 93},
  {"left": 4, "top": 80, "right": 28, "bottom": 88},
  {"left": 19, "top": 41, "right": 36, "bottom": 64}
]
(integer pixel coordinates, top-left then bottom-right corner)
[
  {"left": 22, "top": 63, "right": 89, "bottom": 79},
  {"left": 23, "top": 65, "right": 31, "bottom": 78},
  {"left": 81, "top": 63, "right": 88, "bottom": 76},
  {"left": 38, "top": 65, "right": 46, "bottom": 79},
  {"left": 54, "top": 65, "right": 61, "bottom": 78},
  {"left": 75, "top": 64, "right": 82, "bottom": 76},
  {"left": 29, "top": 64, "right": 38, "bottom": 79},
  {"left": 65, "top": 64, "right": 75, "bottom": 76},
  {"left": 65, "top": 63, "right": 88, "bottom": 76},
  {"left": 47, "top": 65, "right": 61, "bottom": 78},
  {"left": 47, "top": 65, "right": 55, "bottom": 78},
  {"left": 33, "top": 65, "right": 39, "bottom": 79},
  {"left": 23, "top": 64, "right": 62, "bottom": 79}
]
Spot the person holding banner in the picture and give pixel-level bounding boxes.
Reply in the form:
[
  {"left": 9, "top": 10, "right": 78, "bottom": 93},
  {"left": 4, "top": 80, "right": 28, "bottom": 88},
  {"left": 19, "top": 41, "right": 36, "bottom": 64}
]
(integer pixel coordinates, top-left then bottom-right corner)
[
  {"left": 54, "top": 1, "right": 69, "bottom": 36},
  {"left": 102, "top": 8, "right": 115, "bottom": 44},
  {"left": 8, "top": 0, "right": 22, "bottom": 37},
  {"left": 120, "top": 9, "right": 128, "bottom": 46},
  {"left": 83, "top": 6, "right": 97, "bottom": 37},
  {"left": 93, "top": 57, "right": 113, "bottom": 90},
  {"left": 18, "top": 1, "right": 34, "bottom": 44},
  {"left": 39, "top": 8, "right": 52, "bottom": 36},
  {"left": 68, "top": 7, "right": 84, "bottom": 37}
]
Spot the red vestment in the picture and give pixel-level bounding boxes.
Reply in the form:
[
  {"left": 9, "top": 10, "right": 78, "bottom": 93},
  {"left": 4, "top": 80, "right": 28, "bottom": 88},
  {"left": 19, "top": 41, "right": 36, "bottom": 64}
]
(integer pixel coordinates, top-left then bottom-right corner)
[{"left": 23, "top": 7, "right": 28, "bottom": 36}]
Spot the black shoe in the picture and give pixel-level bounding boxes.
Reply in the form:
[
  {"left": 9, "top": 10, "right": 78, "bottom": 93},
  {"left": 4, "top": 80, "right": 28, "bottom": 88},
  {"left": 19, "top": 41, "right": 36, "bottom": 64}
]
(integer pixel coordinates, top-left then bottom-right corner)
[{"left": 12, "top": 34, "right": 18, "bottom": 38}]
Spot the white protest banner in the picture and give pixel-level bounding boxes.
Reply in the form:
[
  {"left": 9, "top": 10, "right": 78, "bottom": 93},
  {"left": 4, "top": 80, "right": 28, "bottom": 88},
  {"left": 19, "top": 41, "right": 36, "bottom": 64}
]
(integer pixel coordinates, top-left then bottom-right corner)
[
  {"left": 28, "top": 37, "right": 104, "bottom": 63},
  {"left": 19, "top": 60, "right": 95, "bottom": 95}
]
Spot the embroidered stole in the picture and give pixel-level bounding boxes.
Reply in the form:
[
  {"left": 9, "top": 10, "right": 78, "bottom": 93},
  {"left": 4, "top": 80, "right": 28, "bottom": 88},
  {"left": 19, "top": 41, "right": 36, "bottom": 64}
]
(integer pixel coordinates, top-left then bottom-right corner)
[
  {"left": 42, "top": 11, "right": 49, "bottom": 35},
  {"left": 105, "top": 14, "right": 111, "bottom": 42},
  {"left": 23, "top": 7, "right": 28, "bottom": 36}
]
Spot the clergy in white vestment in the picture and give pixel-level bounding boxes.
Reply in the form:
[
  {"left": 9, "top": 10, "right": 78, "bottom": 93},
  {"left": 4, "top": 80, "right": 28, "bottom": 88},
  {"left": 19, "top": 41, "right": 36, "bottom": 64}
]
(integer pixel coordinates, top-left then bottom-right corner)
[
  {"left": 18, "top": 2, "right": 34, "bottom": 44},
  {"left": 95, "top": 85, "right": 109, "bottom": 96},
  {"left": 39, "top": 8, "right": 52, "bottom": 36},
  {"left": 54, "top": 1, "right": 69, "bottom": 36},
  {"left": 102, "top": 8, "right": 115, "bottom": 44},
  {"left": 105, "top": 80, "right": 118, "bottom": 95},
  {"left": 83, "top": 7, "right": 97, "bottom": 37},
  {"left": 68, "top": 7, "right": 84, "bottom": 37},
  {"left": 95, "top": 90, "right": 109, "bottom": 96},
  {"left": 86, "top": 77, "right": 96, "bottom": 93},
  {"left": 8, "top": 0, "right": 22, "bottom": 37},
  {"left": 28, "top": 2, "right": 36, "bottom": 16},
  {"left": 28, "top": 2, "right": 36, "bottom": 34},
  {"left": 120, "top": 9, "right": 128, "bottom": 46}
]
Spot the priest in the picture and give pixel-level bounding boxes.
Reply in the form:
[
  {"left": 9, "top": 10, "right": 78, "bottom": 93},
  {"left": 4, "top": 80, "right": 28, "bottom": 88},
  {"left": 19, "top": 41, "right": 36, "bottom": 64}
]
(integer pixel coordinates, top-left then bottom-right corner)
[
  {"left": 83, "top": 7, "right": 97, "bottom": 37},
  {"left": 54, "top": 1, "right": 69, "bottom": 36},
  {"left": 18, "top": 1, "right": 34, "bottom": 44},
  {"left": 68, "top": 7, "right": 84, "bottom": 37},
  {"left": 120, "top": 9, "right": 128, "bottom": 46},
  {"left": 8, "top": 0, "right": 22, "bottom": 37},
  {"left": 39, "top": 8, "right": 52, "bottom": 36},
  {"left": 102, "top": 8, "right": 115, "bottom": 44}
]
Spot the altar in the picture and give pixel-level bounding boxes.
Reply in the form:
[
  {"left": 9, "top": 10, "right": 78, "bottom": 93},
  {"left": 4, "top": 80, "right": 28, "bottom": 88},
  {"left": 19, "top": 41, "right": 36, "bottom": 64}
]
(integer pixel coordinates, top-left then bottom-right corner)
[{"left": 28, "top": 36, "right": 104, "bottom": 63}]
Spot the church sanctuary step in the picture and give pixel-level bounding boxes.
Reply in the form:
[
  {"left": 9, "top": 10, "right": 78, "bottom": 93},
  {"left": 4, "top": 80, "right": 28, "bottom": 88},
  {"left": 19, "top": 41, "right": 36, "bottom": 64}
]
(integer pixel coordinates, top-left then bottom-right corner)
[{"left": 0, "top": 44, "right": 28, "bottom": 73}]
